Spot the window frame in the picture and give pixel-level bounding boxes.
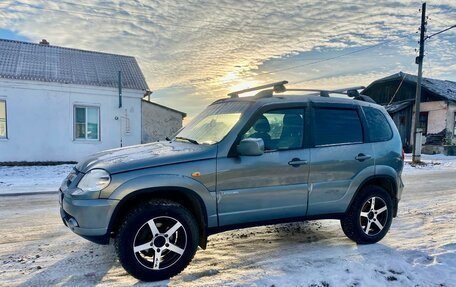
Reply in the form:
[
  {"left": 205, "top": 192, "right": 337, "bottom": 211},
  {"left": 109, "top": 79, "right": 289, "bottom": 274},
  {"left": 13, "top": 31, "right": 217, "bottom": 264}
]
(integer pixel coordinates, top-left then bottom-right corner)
[
  {"left": 229, "top": 104, "right": 309, "bottom": 156},
  {"left": 73, "top": 105, "right": 101, "bottom": 141},
  {"left": 419, "top": 111, "right": 429, "bottom": 135},
  {"left": 310, "top": 104, "right": 365, "bottom": 148},
  {"left": 0, "top": 99, "right": 7, "bottom": 139},
  {"left": 453, "top": 112, "right": 456, "bottom": 137}
]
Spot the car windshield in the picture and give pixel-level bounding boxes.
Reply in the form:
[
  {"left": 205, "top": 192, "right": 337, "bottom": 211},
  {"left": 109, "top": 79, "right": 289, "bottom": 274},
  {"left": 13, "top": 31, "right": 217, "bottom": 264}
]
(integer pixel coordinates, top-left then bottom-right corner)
[{"left": 175, "top": 102, "right": 250, "bottom": 145}]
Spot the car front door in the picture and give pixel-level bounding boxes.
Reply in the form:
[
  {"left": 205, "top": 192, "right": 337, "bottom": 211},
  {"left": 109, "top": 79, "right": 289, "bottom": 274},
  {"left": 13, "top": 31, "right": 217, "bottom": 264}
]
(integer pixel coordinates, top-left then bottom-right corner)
[
  {"left": 307, "top": 104, "right": 374, "bottom": 216},
  {"left": 216, "top": 107, "right": 310, "bottom": 226}
]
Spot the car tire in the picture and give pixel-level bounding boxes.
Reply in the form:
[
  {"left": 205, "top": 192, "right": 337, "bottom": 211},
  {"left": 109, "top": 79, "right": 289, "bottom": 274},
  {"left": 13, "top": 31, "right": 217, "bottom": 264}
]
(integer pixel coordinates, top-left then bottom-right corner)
[
  {"left": 114, "top": 200, "right": 199, "bottom": 282},
  {"left": 340, "top": 185, "right": 393, "bottom": 244}
]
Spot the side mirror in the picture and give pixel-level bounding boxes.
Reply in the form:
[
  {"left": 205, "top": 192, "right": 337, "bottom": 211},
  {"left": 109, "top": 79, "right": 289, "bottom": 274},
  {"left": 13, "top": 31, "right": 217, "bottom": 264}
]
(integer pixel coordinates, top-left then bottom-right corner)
[{"left": 237, "top": 138, "right": 264, "bottom": 156}]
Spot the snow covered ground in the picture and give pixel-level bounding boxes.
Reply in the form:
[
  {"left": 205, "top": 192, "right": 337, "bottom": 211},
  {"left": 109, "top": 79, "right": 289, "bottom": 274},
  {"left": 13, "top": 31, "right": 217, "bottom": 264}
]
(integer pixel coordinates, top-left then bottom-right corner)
[
  {"left": 0, "top": 155, "right": 455, "bottom": 286},
  {"left": 0, "top": 164, "right": 73, "bottom": 195},
  {"left": 0, "top": 170, "right": 455, "bottom": 287}
]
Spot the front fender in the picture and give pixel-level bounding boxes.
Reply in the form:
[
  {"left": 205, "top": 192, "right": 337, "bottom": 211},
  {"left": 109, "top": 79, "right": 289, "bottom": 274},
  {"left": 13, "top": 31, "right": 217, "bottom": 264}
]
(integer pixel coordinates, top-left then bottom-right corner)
[{"left": 109, "top": 174, "right": 218, "bottom": 228}]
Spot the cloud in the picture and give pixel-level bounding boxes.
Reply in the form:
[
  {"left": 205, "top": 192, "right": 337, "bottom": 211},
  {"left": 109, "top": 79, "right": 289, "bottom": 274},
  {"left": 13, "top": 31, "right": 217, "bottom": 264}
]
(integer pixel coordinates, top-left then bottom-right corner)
[{"left": 1, "top": 0, "right": 455, "bottom": 117}]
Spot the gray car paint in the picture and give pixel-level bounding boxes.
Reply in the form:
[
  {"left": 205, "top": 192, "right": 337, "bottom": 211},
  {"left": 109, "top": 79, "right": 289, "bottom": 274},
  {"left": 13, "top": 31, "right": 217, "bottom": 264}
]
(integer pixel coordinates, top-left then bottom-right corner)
[
  {"left": 60, "top": 94, "right": 404, "bottom": 243},
  {"left": 76, "top": 141, "right": 216, "bottom": 174},
  {"left": 217, "top": 147, "right": 310, "bottom": 226}
]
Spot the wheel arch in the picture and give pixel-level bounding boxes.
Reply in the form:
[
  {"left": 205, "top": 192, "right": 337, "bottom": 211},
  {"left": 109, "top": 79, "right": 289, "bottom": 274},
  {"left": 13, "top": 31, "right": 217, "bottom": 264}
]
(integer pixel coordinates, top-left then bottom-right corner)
[
  {"left": 108, "top": 187, "right": 209, "bottom": 249},
  {"left": 348, "top": 175, "right": 398, "bottom": 217}
]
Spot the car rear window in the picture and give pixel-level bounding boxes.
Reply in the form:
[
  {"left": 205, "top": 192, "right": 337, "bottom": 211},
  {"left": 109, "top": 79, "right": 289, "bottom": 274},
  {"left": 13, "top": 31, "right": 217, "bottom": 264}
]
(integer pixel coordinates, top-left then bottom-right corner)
[
  {"left": 363, "top": 106, "right": 393, "bottom": 142},
  {"left": 314, "top": 108, "right": 363, "bottom": 146}
]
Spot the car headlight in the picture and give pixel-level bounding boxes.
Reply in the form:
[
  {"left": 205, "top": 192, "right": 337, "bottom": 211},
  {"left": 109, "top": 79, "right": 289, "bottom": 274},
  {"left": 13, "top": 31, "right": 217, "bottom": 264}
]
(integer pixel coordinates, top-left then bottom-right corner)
[{"left": 76, "top": 169, "right": 111, "bottom": 193}]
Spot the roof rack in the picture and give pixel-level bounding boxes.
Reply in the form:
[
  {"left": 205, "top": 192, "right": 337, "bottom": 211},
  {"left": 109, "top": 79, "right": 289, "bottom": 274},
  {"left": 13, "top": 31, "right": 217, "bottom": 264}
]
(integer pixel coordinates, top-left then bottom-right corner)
[
  {"left": 228, "top": 81, "right": 288, "bottom": 98},
  {"left": 227, "top": 80, "right": 375, "bottom": 103}
]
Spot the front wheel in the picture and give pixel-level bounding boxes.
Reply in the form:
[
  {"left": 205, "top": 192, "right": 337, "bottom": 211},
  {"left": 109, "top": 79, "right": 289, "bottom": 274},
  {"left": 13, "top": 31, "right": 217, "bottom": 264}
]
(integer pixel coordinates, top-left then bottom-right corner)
[
  {"left": 115, "top": 200, "right": 199, "bottom": 281},
  {"left": 341, "top": 186, "right": 393, "bottom": 244}
]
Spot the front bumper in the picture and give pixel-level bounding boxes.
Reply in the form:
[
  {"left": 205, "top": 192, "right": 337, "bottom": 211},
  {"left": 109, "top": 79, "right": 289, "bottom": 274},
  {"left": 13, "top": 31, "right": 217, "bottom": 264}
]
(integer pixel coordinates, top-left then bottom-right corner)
[{"left": 59, "top": 190, "right": 119, "bottom": 244}]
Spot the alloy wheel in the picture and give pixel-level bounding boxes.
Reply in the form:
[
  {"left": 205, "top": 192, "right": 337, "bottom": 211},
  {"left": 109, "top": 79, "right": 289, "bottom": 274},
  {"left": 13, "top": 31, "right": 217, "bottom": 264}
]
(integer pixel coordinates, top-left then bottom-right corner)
[
  {"left": 133, "top": 216, "right": 187, "bottom": 270},
  {"left": 359, "top": 196, "right": 388, "bottom": 236}
]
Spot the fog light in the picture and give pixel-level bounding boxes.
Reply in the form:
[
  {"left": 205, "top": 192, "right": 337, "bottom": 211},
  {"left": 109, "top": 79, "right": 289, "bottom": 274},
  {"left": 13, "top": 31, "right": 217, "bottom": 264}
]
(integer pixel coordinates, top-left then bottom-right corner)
[{"left": 67, "top": 218, "right": 79, "bottom": 229}]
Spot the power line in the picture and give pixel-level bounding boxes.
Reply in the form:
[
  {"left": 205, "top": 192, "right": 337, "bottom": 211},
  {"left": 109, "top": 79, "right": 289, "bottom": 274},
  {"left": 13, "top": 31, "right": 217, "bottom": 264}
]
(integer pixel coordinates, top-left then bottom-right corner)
[
  {"left": 232, "top": 35, "right": 413, "bottom": 84},
  {"left": 155, "top": 51, "right": 406, "bottom": 77},
  {"left": 164, "top": 36, "right": 413, "bottom": 89},
  {"left": 157, "top": 35, "right": 414, "bottom": 89},
  {"left": 426, "top": 24, "right": 456, "bottom": 40}
]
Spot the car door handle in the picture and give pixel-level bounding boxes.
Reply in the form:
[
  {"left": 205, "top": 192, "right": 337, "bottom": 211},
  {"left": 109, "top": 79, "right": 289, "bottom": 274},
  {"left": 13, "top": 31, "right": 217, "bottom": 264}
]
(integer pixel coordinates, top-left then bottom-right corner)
[
  {"left": 355, "top": 153, "right": 372, "bottom": 162},
  {"left": 288, "top": 158, "right": 308, "bottom": 167}
]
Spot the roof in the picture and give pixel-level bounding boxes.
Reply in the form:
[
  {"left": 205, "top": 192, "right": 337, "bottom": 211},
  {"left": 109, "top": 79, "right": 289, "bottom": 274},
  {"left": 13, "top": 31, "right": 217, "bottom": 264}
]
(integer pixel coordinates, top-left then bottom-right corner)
[
  {"left": 0, "top": 38, "right": 149, "bottom": 90},
  {"left": 384, "top": 99, "right": 414, "bottom": 113},
  {"left": 362, "top": 72, "right": 456, "bottom": 102},
  {"left": 142, "top": 99, "right": 186, "bottom": 117}
]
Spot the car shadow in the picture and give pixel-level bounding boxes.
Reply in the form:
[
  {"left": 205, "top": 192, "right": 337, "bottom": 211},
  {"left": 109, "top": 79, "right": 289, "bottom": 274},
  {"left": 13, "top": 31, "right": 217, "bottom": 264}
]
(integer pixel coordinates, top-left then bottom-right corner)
[
  {"left": 15, "top": 241, "right": 117, "bottom": 287},
  {"left": 170, "top": 220, "right": 426, "bottom": 286}
]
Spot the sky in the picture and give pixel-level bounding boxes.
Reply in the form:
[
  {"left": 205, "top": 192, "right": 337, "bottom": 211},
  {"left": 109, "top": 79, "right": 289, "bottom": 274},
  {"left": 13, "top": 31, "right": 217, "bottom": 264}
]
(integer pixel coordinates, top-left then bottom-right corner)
[{"left": 0, "top": 0, "right": 455, "bottom": 119}]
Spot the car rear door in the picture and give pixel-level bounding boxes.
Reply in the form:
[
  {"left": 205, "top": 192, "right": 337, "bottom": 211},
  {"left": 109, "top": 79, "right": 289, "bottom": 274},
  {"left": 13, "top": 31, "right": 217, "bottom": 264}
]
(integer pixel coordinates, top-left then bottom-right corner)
[
  {"left": 307, "top": 103, "right": 374, "bottom": 216},
  {"left": 216, "top": 106, "right": 310, "bottom": 226}
]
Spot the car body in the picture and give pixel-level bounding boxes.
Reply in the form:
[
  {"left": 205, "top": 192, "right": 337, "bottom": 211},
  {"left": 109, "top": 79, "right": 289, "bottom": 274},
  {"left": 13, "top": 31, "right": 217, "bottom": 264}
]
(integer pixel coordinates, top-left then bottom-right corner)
[{"left": 60, "top": 89, "right": 404, "bottom": 281}]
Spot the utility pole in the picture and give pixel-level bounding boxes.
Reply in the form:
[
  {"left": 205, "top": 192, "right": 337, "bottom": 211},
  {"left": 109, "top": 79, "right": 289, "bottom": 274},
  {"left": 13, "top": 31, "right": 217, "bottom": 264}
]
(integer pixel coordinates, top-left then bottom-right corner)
[
  {"left": 412, "top": 2, "right": 427, "bottom": 163},
  {"left": 118, "top": 70, "right": 123, "bottom": 147},
  {"left": 118, "top": 70, "right": 122, "bottom": 108}
]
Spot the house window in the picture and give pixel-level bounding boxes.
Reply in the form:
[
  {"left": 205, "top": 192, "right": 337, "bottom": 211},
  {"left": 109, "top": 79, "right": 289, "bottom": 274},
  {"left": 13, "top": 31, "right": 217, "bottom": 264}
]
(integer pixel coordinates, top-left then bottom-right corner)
[
  {"left": 0, "top": 100, "right": 6, "bottom": 139},
  {"left": 74, "top": 106, "right": 100, "bottom": 140},
  {"left": 419, "top": 112, "right": 428, "bottom": 135}
]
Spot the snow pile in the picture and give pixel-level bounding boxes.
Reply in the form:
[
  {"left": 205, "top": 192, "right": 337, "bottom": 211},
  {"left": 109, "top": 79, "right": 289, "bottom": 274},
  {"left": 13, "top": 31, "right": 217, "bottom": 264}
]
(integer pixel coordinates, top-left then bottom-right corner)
[
  {"left": 0, "top": 164, "right": 74, "bottom": 195},
  {"left": 403, "top": 153, "right": 456, "bottom": 173}
]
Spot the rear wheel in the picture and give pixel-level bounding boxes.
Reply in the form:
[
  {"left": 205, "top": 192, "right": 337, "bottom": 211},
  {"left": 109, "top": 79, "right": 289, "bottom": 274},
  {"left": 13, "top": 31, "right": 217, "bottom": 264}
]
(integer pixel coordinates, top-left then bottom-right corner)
[
  {"left": 115, "top": 200, "right": 199, "bottom": 281},
  {"left": 341, "top": 186, "right": 393, "bottom": 244}
]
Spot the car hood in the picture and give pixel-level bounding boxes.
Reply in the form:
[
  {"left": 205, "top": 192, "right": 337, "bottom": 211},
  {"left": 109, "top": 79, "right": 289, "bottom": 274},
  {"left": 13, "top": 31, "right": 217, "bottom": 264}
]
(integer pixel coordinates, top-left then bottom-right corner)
[{"left": 76, "top": 141, "right": 217, "bottom": 174}]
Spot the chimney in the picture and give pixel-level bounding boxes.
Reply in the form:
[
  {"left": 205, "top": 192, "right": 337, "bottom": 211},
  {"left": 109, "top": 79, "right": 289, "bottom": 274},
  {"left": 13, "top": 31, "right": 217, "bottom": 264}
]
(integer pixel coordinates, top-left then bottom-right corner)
[{"left": 39, "top": 39, "right": 50, "bottom": 45}]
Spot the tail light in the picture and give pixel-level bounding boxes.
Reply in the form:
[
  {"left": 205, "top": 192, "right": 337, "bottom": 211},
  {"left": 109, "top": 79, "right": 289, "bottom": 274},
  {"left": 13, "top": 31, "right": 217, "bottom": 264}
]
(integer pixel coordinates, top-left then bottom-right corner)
[{"left": 401, "top": 149, "right": 405, "bottom": 161}]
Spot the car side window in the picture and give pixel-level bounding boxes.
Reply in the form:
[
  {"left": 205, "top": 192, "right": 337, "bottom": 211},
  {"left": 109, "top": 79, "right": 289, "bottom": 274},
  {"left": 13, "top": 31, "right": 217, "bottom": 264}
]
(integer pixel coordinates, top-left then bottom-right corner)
[
  {"left": 314, "top": 108, "right": 363, "bottom": 146},
  {"left": 363, "top": 106, "right": 393, "bottom": 142},
  {"left": 242, "top": 108, "right": 304, "bottom": 151}
]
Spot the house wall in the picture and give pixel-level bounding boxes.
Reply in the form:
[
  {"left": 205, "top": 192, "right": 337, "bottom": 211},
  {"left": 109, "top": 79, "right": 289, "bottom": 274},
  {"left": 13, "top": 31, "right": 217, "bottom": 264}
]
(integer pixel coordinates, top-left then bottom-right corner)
[
  {"left": 141, "top": 101, "right": 184, "bottom": 143},
  {"left": 0, "top": 78, "right": 143, "bottom": 162},
  {"left": 390, "top": 106, "right": 412, "bottom": 148},
  {"left": 420, "top": 101, "right": 448, "bottom": 134}
]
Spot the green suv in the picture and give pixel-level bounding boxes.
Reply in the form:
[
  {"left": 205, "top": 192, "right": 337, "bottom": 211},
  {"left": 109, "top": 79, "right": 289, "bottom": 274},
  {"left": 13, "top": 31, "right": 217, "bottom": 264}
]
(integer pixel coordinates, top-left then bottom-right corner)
[{"left": 60, "top": 81, "right": 404, "bottom": 281}]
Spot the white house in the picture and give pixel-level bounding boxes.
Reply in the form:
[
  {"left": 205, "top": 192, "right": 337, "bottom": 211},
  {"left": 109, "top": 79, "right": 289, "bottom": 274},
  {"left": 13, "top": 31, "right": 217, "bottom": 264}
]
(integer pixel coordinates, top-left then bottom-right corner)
[{"left": 0, "top": 39, "right": 184, "bottom": 162}]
